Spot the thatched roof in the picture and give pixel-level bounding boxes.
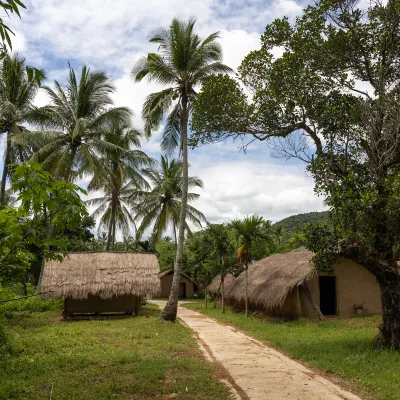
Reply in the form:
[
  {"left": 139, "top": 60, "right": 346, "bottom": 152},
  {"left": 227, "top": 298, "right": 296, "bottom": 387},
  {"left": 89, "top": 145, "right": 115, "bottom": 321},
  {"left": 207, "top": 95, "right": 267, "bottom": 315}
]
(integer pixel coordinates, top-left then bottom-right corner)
[
  {"left": 208, "top": 273, "right": 235, "bottom": 296},
  {"left": 41, "top": 252, "right": 161, "bottom": 300},
  {"left": 228, "top": 247, "right": 316, "bottom": 310},
  {"left": 159, "top": 269, "right": 198, "bottom": 286}
]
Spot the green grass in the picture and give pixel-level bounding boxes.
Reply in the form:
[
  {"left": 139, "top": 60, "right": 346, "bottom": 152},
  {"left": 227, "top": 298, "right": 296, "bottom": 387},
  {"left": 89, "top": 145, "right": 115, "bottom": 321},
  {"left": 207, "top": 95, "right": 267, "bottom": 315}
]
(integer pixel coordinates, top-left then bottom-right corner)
[
  {"left": 0, "top": 304, "right": 230, "bottom": 400},
  {"left": 184, "top": 302, "right": 400, "bottom": 400}
]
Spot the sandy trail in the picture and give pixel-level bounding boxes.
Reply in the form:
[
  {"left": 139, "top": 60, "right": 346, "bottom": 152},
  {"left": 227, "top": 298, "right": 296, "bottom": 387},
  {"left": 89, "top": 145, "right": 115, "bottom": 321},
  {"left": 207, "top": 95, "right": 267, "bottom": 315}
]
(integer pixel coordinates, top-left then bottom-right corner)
[{"left": 151, "top": 300, "right": 361, "bottom": 400}]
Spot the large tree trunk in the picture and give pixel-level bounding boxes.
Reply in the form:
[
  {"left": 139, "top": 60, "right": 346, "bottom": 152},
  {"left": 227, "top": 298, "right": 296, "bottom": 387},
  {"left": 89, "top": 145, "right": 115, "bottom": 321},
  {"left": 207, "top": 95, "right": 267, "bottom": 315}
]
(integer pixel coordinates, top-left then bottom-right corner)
[
  {"left": 162, "top": 95, "right": 189, "bottom": 321},
  {"left": 375, "top": 264, "right": 400, "bottom": 349},
  {"left": 0, "top": 130, "right": 11, "bottom": 207},
  {"left": 371, "top": 182, "right": 400, "bottom": 349}
]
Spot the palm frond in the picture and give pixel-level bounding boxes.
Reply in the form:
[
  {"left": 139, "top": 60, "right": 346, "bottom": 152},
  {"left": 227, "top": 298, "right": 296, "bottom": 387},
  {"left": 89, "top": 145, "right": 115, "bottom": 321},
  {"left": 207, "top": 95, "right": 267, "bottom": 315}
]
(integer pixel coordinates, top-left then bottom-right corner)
[{"left": 161, "top": 102, "right": 181, "bottom": 156}]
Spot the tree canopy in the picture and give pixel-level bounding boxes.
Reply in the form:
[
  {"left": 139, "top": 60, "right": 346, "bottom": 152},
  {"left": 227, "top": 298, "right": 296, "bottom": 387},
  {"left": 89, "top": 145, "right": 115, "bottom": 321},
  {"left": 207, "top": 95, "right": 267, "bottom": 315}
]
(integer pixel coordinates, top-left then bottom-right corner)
[{"left": 192, "top": 0, "right": 400, "bottom": 348}]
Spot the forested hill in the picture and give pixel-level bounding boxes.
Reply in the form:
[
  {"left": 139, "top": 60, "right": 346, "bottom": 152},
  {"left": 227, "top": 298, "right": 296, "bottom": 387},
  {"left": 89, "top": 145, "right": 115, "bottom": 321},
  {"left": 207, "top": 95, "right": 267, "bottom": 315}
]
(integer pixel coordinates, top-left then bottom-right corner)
[{"left": 274, "top": 211, "right": 329, "bottom": 233}]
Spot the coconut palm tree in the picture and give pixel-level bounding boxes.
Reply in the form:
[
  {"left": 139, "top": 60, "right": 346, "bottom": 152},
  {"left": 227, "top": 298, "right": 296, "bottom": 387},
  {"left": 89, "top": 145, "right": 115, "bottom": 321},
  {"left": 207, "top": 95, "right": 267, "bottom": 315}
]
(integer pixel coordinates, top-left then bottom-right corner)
[
  {"left": 132, "top": 18, "right": 232, "bottom": 321},
  {"left": 17, "top": 65, "right": 130, "bottom": 182},
  {"left": 131, "top": 155, "right": 206, "bottom": 244},
  {"left": 207, "top": 223, "right": 233, "bottom": 313},
  {"left": 274, "top": 225, "right": 285, "bottom": 248},
  {"left": 0, "top": 54, "right": 45, "bottom": 206},
  {"left": 86, "top": 117, "right": 153, "bottom": 250},
  {"left": 230, "top": 215, "right": 266, "bottom": 317},
  {"left": 122, "top": 235, "right": 135, "bottom": 251}
]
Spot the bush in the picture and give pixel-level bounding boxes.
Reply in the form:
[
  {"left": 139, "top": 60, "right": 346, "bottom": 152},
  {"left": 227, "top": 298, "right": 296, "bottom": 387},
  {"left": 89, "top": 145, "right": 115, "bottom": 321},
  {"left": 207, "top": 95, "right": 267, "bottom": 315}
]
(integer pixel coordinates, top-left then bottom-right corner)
[
  {"left": 0, "top": 284, "right": 62, "bottom": 314},
  {"left": 0, "top": 296, "right": 62, "bottom": 314}
]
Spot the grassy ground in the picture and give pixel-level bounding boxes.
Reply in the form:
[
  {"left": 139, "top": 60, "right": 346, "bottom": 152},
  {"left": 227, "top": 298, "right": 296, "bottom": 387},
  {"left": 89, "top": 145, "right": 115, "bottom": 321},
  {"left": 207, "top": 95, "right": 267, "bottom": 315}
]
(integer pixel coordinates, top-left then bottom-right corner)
[
  {"left": 184, "top": 301, "right": 400, "bottom": 400},
  {"left": 0, "top": 304, "right": 230, "bottom": 400}
]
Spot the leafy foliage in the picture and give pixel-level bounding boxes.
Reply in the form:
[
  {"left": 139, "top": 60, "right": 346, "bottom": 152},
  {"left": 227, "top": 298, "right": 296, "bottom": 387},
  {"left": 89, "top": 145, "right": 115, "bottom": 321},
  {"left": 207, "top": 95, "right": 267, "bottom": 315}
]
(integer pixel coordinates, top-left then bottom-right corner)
[
  {"left": 191, "top": 0, "right": 400, "bottom": 347},
  {"left": 0, "top": 284, "right": 62, "bottom": 314},
  {"left": 0, "top": 162, "right": 88, "bottom": 283},
  {"left": 132, "top": 18, "right": 233, "bottom": 144},
  {"left": 86, "top": 117, "right": 153, "bottom": 250},
  {"left": 0, "top": 54, "right": 45, "bottom": 205},
  {"left": 230, "top": 216, "right": 267, "bottom": 267},
  {"left": 133, "top": 18, "right": 232, "bottom": 320},
  {"left": 131, "top": 156, "right": 206, "bottom": 242},
  {"left": 274, "top": 211, "right": 329, "bottom": 234},
  {"left": 0, "top": 0, "right": 26, "bottom": 55},
  {"left": 20, "top": 65, "right": 130, "bottom": 181},
  {"left": 156, "top": 239, "right": 177, "bottom": 272}
]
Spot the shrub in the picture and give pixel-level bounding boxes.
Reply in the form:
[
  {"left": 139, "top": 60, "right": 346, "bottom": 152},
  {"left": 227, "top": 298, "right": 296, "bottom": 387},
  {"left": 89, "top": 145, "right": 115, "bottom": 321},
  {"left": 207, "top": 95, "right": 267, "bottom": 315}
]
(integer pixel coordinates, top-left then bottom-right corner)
[{"left": 0, "top": 285, "right": 62, "bottom": 314}]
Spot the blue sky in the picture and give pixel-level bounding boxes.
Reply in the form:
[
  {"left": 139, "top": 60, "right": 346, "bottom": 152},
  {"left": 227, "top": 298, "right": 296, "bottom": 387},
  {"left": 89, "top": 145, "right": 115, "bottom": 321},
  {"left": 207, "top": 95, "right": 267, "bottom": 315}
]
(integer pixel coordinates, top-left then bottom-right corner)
[{"left": 5, "top": 0, "right": 326, "bottom": 232}]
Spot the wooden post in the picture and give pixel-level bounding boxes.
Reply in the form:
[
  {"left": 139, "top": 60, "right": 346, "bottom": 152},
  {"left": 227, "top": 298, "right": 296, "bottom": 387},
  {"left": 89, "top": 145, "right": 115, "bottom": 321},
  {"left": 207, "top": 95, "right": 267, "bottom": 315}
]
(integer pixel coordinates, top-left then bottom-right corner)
[
  {"left": 63, "top": 299, "right": 68, "bottom": 320},
  {"left": 300, "top": 284, "right": 324, "bottom": 320},
  {"left": 135, "top": 296, "right": 140, "bottom": 315}
]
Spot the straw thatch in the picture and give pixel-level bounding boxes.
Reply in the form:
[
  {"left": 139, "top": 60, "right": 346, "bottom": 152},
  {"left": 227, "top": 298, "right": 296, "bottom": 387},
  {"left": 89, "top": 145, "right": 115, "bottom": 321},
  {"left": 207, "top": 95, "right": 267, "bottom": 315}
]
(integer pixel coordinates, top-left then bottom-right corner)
[
  {"left": 208, "top": 273, "right": 235, "bottom": 296},
  {"left": 228, "top": 247, "right": 316, "bottom": 310},
  {"left": 159, "top": 269, "right": 198, "bottom": 285},
  {"left": 41, "top": 252, "right": 161, "bottom": 300}
]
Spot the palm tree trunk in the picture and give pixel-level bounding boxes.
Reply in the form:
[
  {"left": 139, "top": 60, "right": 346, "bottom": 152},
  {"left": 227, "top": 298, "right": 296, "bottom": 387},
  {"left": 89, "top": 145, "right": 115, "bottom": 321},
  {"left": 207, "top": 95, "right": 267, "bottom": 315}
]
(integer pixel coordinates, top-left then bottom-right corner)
[
  {"left": 106, "top": 218, "right": 113, "bottom": 251},
  {"left": 162, "top": 94, "right": 189, "bottom": 321},
  {"left": 106, "top": 217, "right": 113, "bottom": 251},
  {"left": 173, "top": 224, "right": 178, "bottom": 249},
  {"left": 245, "top": 263, "right": 249, "bottom": 317},
  {"left": 112, "top": 217, "right": 116, "bottom": 250},
  {"left": 0, "top": 130, "right": 11, "bottom": 207},
  {"left": 106, "top": 190, "right": 117, "bottom": 251}
]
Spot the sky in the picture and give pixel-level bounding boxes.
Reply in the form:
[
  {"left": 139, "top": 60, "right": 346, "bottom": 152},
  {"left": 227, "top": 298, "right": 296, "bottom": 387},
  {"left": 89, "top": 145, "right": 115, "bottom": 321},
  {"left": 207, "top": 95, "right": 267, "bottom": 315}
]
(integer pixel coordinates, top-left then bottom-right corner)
[{"left": 5, "top": 0, "right": 326, "bottom": 235}]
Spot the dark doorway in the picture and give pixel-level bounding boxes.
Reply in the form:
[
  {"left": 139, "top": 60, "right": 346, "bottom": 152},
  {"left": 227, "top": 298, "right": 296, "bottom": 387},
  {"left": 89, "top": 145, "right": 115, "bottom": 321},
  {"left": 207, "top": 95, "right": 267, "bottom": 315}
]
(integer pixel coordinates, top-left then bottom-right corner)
[
  {"left": 178, "top": 283, "right": 186, "bottom": 299},
  {"left": 319, "top": 276, "right": 337, "bottom": 315}
]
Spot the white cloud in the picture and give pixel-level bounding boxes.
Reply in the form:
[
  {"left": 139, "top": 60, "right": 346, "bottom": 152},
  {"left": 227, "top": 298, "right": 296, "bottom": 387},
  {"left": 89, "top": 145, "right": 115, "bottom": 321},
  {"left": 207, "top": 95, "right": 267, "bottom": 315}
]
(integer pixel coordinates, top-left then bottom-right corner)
[
  {"left": 3, "top": 0, "right": 326, "bottom": 237},
  {"left": 219, "top": 30, "right": 260, "bottom": 70},
  {"left": 190, "top": 153, "right": 326, "bottom": 224},
  {"left": 12, "top": 0, "right": 304, "bottom": 71},
  {"left": 10, "top": 30, "right": 26, "bottom": 54},
  {"left": 33, "top": 88, "right": 51, "bottom": 107}
]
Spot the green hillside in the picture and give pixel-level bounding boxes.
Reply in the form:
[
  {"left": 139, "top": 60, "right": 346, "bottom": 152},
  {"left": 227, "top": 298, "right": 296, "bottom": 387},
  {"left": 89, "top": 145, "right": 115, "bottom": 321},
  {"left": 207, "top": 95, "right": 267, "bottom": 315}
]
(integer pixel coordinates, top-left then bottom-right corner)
[{"left": 274, "top": 211, "right": 329, "bottom": 233}]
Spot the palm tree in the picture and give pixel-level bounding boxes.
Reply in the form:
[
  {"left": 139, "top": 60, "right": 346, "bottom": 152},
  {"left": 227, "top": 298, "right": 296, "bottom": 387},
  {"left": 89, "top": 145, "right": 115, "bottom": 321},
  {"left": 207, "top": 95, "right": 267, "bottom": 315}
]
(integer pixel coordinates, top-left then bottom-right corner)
[
  {"left": 207, "top": 223, "right": 232, "bottom": 313},
  {"left": 186, "top": 230, "right": 215, "bottom": 308},
  {"left": 0, "top": 54, "right": 45, "bottom": 206},
  {"left": 230, "top": 215, "right": 266, "bottom": 317},
  {"left": 94, "top": 232, "right": 108, "bottom": 250},
  {"left": 88, "top": 181, "right": 139, "bottom": 250},
  {"left": 274, "top": 225, "right": 285, "bottom": 248},
  {"left": 138, "top": 239, "right": 153, "bottom": 252},
  {"left": 121, "top": 235, "right": 133, "bottom": 251},
  {"left": 86, "top": 117, "right": 153, "bottom": 250},
  {"left": 18, "top": 65, "right": 130, "bottom": 182},
  {"left": 132, "top": 18, "right": 232, "bottom": 321},
  {"left": 131, "top": 155, "right": 206, "bottom": 243}
]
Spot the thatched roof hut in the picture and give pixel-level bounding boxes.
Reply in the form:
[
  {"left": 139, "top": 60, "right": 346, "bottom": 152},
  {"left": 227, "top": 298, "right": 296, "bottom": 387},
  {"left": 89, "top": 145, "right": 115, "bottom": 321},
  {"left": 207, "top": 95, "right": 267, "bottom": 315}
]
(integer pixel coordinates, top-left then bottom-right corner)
[
  {"left": 41, "top": 252, "right": 160, "bottom": 300},
  {"left": 208, "top": 273, "right": 235, "bottom": 297},
  {"left": 159, "top": 269, "right": 198, "bottom": 299},
  {"left": 229, "top": 247, "right": 315, "bottom": 310},
  {"left": 208, "top": 247, "right": 382, "bottom": 319},
  {"left": 159, "top": 269, "right": 195, "bottom": 282}
]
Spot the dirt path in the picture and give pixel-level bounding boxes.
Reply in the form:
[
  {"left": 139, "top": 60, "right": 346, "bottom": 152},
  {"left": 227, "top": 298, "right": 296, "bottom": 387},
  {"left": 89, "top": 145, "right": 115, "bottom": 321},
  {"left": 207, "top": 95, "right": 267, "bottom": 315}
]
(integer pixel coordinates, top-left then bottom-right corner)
[{"left": 151, "top": 300, "right": 361, "bottom": 400}]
